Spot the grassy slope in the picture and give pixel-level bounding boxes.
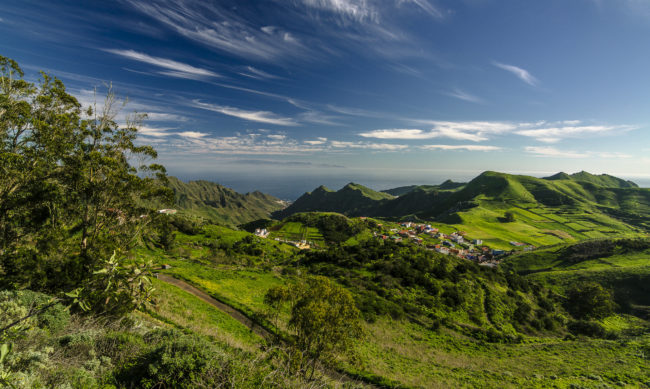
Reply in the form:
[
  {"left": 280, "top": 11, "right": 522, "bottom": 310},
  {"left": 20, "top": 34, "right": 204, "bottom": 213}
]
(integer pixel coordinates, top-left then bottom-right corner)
[
  {"left": 139, "top": 224, "right": 650, "bottom": 388},
  {"left": 148, "top": 244, "right": 650, "bottom": 388},
  {"left": 166, "top": 176, "right": 286, "bottom": 225},
  {"left": 503, "top": 240, "right": 650, "bottom": 313}
]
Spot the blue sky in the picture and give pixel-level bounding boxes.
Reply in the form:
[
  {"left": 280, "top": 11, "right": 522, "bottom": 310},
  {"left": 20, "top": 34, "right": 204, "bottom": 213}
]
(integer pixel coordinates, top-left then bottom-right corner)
[{"left": 2, "top": 0, "right": 650, "bottom": 196}]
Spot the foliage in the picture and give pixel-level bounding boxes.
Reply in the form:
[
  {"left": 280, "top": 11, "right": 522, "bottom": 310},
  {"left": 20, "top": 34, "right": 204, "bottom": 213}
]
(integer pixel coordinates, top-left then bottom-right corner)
[
  {"left": 0, "top": 56, "right": 171, "bottom": 305},
  {"left": 64, "top": 251, "right": 156, "bottom": 317},
  {"left": 286, "top": 213, "right": 363, "bottom": 243},
  {"left": 0, "top": 55, "right": 171, "bottom": 294},
  {"left": 565, "top": 281, "right": 615, "bottom": 320},
  {"left": 265, "top": 276, "right": 363, "bottom": 378}
]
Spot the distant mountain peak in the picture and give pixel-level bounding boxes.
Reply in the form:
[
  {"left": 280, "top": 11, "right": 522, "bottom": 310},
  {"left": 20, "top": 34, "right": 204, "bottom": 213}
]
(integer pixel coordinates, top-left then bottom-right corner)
[{"left": 544, "top": 172, "right": 571, "bottom": 181}]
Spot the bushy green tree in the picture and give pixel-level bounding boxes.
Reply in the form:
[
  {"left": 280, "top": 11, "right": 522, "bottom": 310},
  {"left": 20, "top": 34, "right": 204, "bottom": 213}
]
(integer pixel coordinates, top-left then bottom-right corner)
[
  {"left": 265, "top": 276, "right": 362, "bottom": 379},
  {"left": 566, "top": 281, "right": 615, "bottom": 319},
  {"left": 0, "top": 55, "right": 171, "bottom": 296}
]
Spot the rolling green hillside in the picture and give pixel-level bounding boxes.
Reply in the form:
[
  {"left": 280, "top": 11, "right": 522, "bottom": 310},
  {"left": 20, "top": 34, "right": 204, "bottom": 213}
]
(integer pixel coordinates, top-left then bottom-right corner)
[
  {"left": 504, "top": 239, "right": 650, "bottom": 315},
  {"left": 274, "top": 171, "right": 650, "bottom": 249},
  {"left": 166, "top": 176, "right": 287, "bottom": 225},
  {"left": 569, "top": 171, "right": 639, "bottom": 188}
]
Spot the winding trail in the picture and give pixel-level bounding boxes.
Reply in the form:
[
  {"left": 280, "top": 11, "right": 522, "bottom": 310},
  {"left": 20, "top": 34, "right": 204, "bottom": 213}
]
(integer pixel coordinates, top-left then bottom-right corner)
[
  {"left": 155, "top": 273, "right": 377, "bottom": 388},
  {"left": 156, "top": 273, "right": 270, "bottom": 339}
]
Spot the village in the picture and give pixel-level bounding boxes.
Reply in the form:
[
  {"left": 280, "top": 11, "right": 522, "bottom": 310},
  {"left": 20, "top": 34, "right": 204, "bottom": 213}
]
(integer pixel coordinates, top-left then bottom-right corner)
[
  {"left": 252, "top": 217, "right": 536, "bottom": 267},
  {"left": 370, "top": 220, "right": 536, "bottom": 267}
]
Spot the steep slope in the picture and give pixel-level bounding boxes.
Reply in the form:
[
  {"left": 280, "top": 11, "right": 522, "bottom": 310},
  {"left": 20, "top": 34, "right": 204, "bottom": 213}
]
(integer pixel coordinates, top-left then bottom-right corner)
[
  {"left": 273, "top": 182, "right": 394, "bottom": 219},
  {"left": 166, "top": 177, "right": 286, "bottom": 225}
]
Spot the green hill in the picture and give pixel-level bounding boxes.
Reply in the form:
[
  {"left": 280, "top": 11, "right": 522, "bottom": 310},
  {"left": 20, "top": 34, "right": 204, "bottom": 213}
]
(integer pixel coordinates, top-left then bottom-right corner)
[
  {"left": 166, "top": 176, "right": 287, "bottom": 225},
  {"left": 504, "top": 238, "right": 650, "bottom": 317},
  {"left": 275, "top": 171, "right": 650, "bottom": 248},
  {"left": 273, "top": 182, "right": 394, "bottom": 219}
]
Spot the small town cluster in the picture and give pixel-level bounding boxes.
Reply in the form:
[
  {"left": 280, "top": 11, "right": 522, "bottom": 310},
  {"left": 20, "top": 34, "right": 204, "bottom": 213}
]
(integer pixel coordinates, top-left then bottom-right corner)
[
  {"left": 254, "top": 219, "right": 537, "bottom": 267},
  {"left": 372, "top": 221, "right": 535, "bottom": 267},
  {"left": 253, "top": 228, "right": 312, "bottom": 249}
]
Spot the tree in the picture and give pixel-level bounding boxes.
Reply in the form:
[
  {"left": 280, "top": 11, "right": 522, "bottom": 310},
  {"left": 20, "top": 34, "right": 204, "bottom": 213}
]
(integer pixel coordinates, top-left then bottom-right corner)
[
  {"left": 565, "top": 281, "right": 615, "bottom": 319},
  {"left": 504, "top": 211, "right": 516, "bottom": 223},
  {"left": 0, "top": 55, "right": 171, "bottom": 296},
  {"left": 265, "top": 276, "right": 363, "bottom": 379}
]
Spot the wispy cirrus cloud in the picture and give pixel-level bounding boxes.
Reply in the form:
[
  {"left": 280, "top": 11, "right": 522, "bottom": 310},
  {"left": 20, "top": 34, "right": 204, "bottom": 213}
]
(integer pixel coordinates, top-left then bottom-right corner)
[
  {"left": 298, "top": 0, "right": 379, "bottom": 22},
  {"left": 443, "top": 88, "right": 484, "bottom": 103},
  {"left": 126, "top": 0, "right": 306, "bottom": 62},
  {"left": 330, "top": 140, "right": 408, "bottom": 151},
  {"left": 515, "top": 122, "right": 637, "bottom": 143},
  {"left": 360, "top": 122, "right": 515, "bottom": 141},
  {"left": 360, "top": 120, "right": 635, "bottom": 143},
  {"left": 103, "top": 49, "right": 219, "bottom": 80},
  {"left": 421, "top": 144, "right": 501, "bottom": 151},
  {"left": 493, "top": 61, "right": 539, "bottom": 86},
  {"left": 397, "top": 0, "right": 444, "bottom": 18},
  {"left": 191, "top": 100, "right": 298, "bottom": 126},
  {"left": 239, "top": 66, "right": 281, "bottom": 80},
  {"left": 525, "top": 146, "right": 632, "bottom": 159}
]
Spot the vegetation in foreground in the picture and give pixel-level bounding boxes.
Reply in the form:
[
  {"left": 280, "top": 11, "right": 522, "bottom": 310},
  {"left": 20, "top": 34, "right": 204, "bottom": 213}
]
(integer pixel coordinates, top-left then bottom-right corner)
[{"left": 1, "top": 56, "right": 650, "bottom": 388}]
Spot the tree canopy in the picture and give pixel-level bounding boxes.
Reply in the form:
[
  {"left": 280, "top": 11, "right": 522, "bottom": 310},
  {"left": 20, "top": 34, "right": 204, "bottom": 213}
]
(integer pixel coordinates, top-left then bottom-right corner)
[{"left": 0, "top": 55, "right": 171, "bottom": 298}]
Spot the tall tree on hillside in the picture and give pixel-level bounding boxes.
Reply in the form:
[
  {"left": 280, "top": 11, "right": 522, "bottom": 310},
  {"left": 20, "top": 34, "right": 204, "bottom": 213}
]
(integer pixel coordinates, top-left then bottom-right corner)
[
  {"left": 0, "top": 55, "right": 171, "bottom": 293},
  {"left": 265, "top": 276, "right": 363, "bottom": 379}
]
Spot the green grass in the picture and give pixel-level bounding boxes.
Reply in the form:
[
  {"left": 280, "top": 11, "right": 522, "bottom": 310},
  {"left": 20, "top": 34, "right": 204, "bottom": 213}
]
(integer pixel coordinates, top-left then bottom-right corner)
[
  {"left": 348, "top": 317, "right": 650, "bottom": 388},
  {"left": 160, "top": 259, "right": 287, "bottom": 315},
  {"left": 150, "top": 278, "right": 262, "bottom": 349},
  {"left": 269, "top": 221, "right": 325, "bottom": 245}
]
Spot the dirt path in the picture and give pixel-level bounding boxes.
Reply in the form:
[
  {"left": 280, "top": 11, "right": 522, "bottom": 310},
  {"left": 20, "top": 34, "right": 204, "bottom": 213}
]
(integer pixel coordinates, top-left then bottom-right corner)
[
  {"left": 155, "top": 273, "right": 377, "bottom": 388},
  {"left": 155, "top": 273, "right": 270, "bottom": 339}
]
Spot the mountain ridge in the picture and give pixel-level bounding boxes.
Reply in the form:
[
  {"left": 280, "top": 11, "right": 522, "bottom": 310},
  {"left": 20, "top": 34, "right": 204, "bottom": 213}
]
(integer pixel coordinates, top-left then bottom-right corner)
[{"left": 166, "top": 176, "right": 286, "bottom": 225}]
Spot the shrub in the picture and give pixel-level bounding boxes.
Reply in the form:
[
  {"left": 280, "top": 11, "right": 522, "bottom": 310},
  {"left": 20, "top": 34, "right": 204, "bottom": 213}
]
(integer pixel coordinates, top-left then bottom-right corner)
[
  {"left": 567, "top": 320, "right": 606, "bottom": 338},
  {"left": 118, "top": 330, "right": 232, "bottom": 388},
  {"left": 565, "top": 281, "right": 615, "bottom": 319}
]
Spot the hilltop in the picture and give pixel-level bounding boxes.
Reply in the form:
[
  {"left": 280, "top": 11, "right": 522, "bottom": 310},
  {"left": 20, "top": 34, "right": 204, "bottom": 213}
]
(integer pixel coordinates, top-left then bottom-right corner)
[
  {"left": 272, "top": 182, "right": 394, "bottom": 219},
  {"left": 166, "top": 176, "right": 287, "bottom": 225}
]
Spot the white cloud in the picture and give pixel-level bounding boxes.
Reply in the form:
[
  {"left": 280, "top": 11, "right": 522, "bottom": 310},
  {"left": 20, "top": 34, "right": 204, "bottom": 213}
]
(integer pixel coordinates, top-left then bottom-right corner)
[
  {"left": 126, "top": 0, "right": 306, "bottom": 61},
  {"left": 177, "top": 131, "right": 209, "bottom": 139},
  {"left": 192, "top": 100, "right": 298, "bottom": 126},
  {"left": 103, "top": 49, "right": 219, "bottom": 79},
  {"left": 146, "top": 112, "right": 187, "bottom": 121},
  {"left": 397, "top": 0, "right": 444, "bottom": 18},
  {"left": 525, "top": 146, "right": 586, "bottom": 158},
  {"left": 360, "top": 120, "right": 635, "bottom": 143},
  {"left": 239, "top": 66, "right": 281, "bottom": 80},
  {"left": 330, "top": 141, "right": 408, "bottom": 150},
  {"left": 138, "top": 126, "right": 172, "bottom": 137},
  {"left": 299, "top": 0, "right": 378, "bottom": 22},
  {"left": 493, "top": 61, "right": 539, "bottom": 86},
  {"left": 361, "top": 122, "right": 515, "bottom": 141},
  {"left": 304, "top": 137, "right": 328, "bottom": 145},
  {"left": 523, "top": 146, "right": 631, "bottom": 159},
  {"left": 444, "top": 88, "right": 483, "bottom": 103},
  {"left": 358, "top": 129, "right": 432, "bottom": 139},
  {"left": 267, "top": 134, "right": 286, "bottom": 140},
  {"left": 515, "top": 123, "right": 635, "bottom": 143},
  {"left": 421, "top": 144, "right": 501, "bottom": 151}
]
